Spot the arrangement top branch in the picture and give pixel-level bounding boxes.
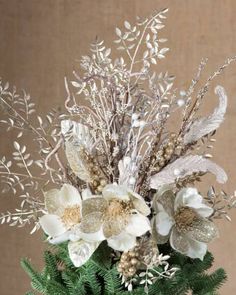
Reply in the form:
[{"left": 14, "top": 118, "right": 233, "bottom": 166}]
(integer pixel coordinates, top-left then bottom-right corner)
[{"left": 1, "top": 8, "right": 236, "bottom": 293}]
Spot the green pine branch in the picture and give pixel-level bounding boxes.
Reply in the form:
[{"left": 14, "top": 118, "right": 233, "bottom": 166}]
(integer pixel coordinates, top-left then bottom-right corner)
[{"left": 22, "top": 242, "right": 227, "bottom": 295}]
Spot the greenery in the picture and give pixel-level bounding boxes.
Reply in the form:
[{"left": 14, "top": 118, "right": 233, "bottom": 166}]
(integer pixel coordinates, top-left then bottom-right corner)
[{"left": 22, "top": 242, "right": 227, "bottom": 295}]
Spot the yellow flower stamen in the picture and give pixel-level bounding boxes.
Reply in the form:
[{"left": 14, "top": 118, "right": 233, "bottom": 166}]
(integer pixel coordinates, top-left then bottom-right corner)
[
  {"left": 62, "top": 206, "right": 81, "bottom": 227},
  {"left": 104, "top": 199, "right": 133, "bottom": 221},
  {"left": 174, "top": 207, "right": 197, "bottom": 233}
]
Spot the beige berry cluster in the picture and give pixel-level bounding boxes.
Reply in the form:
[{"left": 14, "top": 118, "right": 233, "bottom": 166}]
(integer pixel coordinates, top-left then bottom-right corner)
[
  {"left": 117, "top": 247, "right": 141, "bottom": 278},
  {"left": 92, "top": 177, "right": 107, "bottom": 194},
  {"left": 81, "top": 148, "right": 107, "bottom": 194},
  {"left": 151, "top": 133, "right": 183, "bottom": 172}
]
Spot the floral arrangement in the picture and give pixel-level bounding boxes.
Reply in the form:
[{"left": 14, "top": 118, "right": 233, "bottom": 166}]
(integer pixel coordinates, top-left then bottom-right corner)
[{"left": 1, "top": 8, "right": 236, "bottom": 295}]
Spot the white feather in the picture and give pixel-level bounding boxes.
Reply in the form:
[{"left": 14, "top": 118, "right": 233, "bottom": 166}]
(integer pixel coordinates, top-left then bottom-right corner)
[
  {"left": 184, "top": 86, "right": 227, "bottom": 144},
  {"left": 150, "top": 155, "right": 227, "bottom": 189}
]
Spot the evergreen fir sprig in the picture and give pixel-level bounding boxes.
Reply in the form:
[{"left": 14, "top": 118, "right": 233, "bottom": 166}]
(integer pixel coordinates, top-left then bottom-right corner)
[
  {"left": 22, "top": 242, "right": 227, "bottom": 295},
  {"left": 1, "top": 7, "right": 235, "bottom": 295}
]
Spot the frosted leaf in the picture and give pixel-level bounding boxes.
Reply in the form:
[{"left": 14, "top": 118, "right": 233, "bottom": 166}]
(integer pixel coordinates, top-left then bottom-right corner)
[
  {"left": 13, "top": 141, "right": 20, "bottom": 150},
  {"left": 68, "top": 240, "right": 99, "bottom": 267},
  {"left": 159, "top": 48, "right": 169, "bottom": 54},
  {"left": 115, "top": 27, "right": 122, "bottom": 37},
  {"left": 64, "top": 141, "right": 91, "bottom": 182},
  {"left": 124, "top": 21, "right": 131, "bottom": 30},
  {"left": 61, "top": 120, "right": 93, "bottom": 150},
  {"left": 71, "top": 81, "right": 81, "bottom": 87}
]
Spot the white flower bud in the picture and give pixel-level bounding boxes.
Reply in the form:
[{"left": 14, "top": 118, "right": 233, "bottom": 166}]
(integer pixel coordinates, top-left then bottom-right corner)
[
  {"left": 177, "top": 99, "right": 185, "bottom": 107},
  {"left": 139, "top": 120, "right": 146, "bottom": 128},
  {"left": 174, "top": 168, "right": 180, "bottom": 176},
  {"left": 132, "top": 113, "right": 139, "bottom": 121},
  {"left": 129, "top": 177, "right": 136, "bottom": 185},
  {"left": 180, "top": 90, "right": 186, "bottom": 96},
  {"left": 132, "top": 120, "right": 140, "bottom": 128}
]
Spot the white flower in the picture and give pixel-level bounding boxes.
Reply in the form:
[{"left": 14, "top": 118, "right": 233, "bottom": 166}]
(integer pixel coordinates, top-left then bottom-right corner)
[
  {"left": 131, "top": 113, "right": 139, "bottom": 121},
  {"left": 177, "top": 98, "right": 185, "bottom": 107},
  {"left": 153, "top": 187, "right": 219, "bottom": 260},
  {"left": 39, "top": 184, "right": 83, "bottom": 242},
  {"left": 39, "top": 184, "right": 99, "bottom": 267},
  {"left": 79, "top": 184, "right": 151, "bottom": 252}
]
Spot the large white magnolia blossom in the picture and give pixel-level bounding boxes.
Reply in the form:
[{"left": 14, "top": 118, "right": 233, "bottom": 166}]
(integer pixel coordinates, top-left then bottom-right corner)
[
  {"left": 39, "top": 184, "right": 99, "bottom": 267},
  {"left": 153, "top": 187, "right": 219, "bottom": 260},
  {"left": 79, "top": 184, "right": 151, "bottom": 251}
]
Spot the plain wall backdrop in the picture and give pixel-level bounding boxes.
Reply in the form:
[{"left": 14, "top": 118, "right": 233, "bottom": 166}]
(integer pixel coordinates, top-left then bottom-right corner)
[{"left": 0, "top": 0, "right": 236, "bottom": 294}]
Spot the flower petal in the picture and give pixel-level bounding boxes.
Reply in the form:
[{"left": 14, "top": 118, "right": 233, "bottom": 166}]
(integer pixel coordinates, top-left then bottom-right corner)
[
  {"left": 102, "top": 184, "right": 130, "bottom": 201},
  {"left": 44, "top": 189, "right": 62, "bottom": 214},
  {"left": 125, "top": 213, "right": 151, "bottom": 237},
  {"left": 155, "top": 211, "right": 174, "bottom": 236},
  {"left": 80, "top": 212, "right": 103, "bottom": 233},
  {"left": 151, "top": 217, "right": 170, "bottom": 245},
  {"left": 153, "top": 187, "right": 175, "bottom": 216},
  {"left": 187, "top": 219, "right": 219, "bottom": 243},
  {"left": 170, "top": 227, "right": 189, "bottom": 255},
  {"left": 71, "top": 224, "right": 105, "bottom": 242},
  {"left": 174, "top": 188, "right": 200, "bottom": 210},
  {"left": 79, "top": 228, "right": 105, "bottom": 242},
  {"left": 130, "top": 191, "right": 150, "bottom": 216},
  {"left": 49, "top": 231, "right": 71, "bottom": 244},
  {"left": 170, "top": 227, "right": 207, "bottom": 260},
  {"left": 175, "top": 187, "right": 213, "bottom": 217},
  {"left": 82, "top": 197, "right": 107, "bottom": 217},
  {"left": 107, "top": 232, "right": 137, "bottom": 251},
  {"left": 103, "top": 216, "right": 127, "bottom": 238},
  {"left": 39, "top": 214, "right": 67, "bottom": 237},
  {"left": 81, "top": 188, "right": 93, "bottom": 200},
  {"left": 60, "top": 184, "right": 82, "bottom": 207},
  {"left": 193, "top": 205, "right": 213, "bottom": 218},
  {"left": 155, "top": 231, "right": 170, "bottom": 245},
  {"left": 68, "top": 226, "right": 81, "bottom": 242},
  {"left": 68, "top": 240, "right": 99, "bottom": 267},
  {"left": 187, "top": 239, "right": 207, "bottom": 260}
]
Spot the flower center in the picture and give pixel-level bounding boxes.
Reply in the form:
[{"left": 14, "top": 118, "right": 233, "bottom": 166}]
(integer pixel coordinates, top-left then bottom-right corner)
[
  {"left": 174, "top": 207, "right": 197, "bottom": 233},
  {"left": 61, "top": 205, "right": 81, "bottom": 227},
  {"left": 104, "top": 199, "right": 133, "bottom": 221}
]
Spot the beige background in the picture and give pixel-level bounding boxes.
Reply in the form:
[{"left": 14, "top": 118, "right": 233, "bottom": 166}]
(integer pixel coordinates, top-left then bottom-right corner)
[{"left": 0, "top": 0, "right": 236, "bottom": 294}]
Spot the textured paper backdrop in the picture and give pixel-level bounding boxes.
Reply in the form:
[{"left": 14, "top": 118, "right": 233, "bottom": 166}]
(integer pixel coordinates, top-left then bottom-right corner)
[{"left": 0, "top": 0, "right": 236, "bottom": 294}]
